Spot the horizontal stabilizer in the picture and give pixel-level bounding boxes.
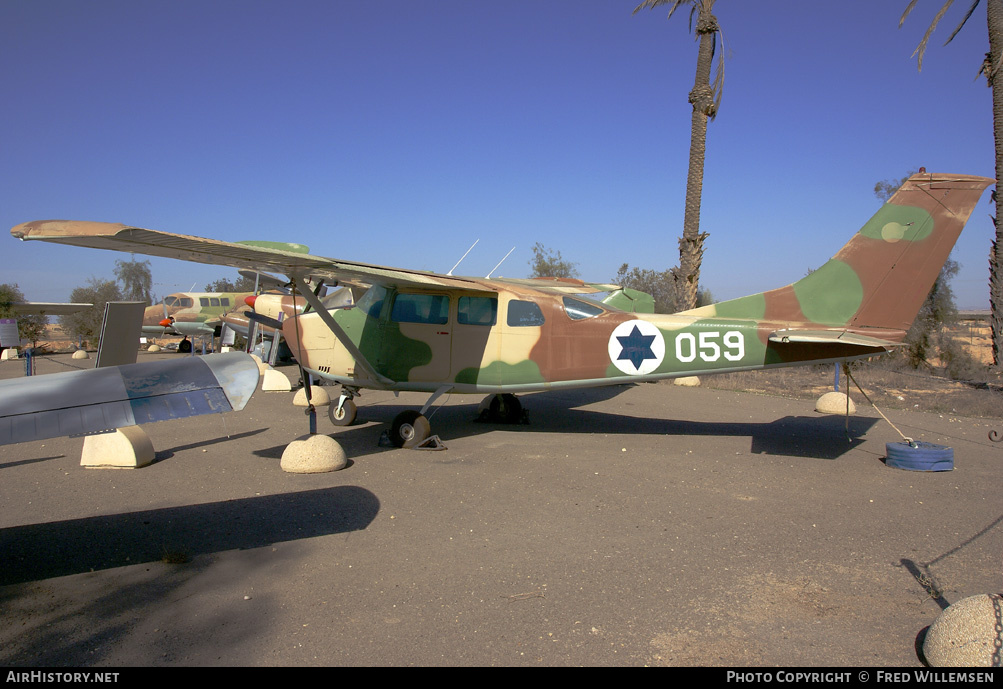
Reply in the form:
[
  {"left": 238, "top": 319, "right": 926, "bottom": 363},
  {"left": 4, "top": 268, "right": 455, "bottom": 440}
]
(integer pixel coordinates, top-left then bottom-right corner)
[
  {"left": 0, "top": 352, "right": 259, "bottom": 446},
  {"left": 768, "top": 329, "right": 903, "bottom": 349}
]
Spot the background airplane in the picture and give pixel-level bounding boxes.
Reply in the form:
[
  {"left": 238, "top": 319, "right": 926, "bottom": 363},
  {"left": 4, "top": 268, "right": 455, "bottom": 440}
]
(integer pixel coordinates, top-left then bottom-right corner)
[
  {"left": 11, "top": 172, "right": 994, "bottom": 447},
  {"left": 145, "top": 291, "right": 252, "bottom": 345}
]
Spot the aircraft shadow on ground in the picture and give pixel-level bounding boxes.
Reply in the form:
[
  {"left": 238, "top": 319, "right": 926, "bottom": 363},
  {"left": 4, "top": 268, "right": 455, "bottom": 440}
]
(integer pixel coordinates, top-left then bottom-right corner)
[
  {"left": 307, "top": 385, "right": 880, "bottom": 461},
  {"left": 0, "top": 486, "right": 379, "bottom": 586}
]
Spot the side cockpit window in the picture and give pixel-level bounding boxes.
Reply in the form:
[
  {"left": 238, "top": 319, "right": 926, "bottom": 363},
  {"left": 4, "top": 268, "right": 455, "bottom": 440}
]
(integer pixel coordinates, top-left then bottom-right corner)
[
  {"left": 563, "top": 297, "right": 604, "bottom": 320},
  {"left": 507, "top": 300, "right": 545, "bottom": 327},
  {"left": 391, "top": 293, "right": 449, "bottom": 325},
  {"left": 458, "top": 296, "right": 497, "bottom": 326}
]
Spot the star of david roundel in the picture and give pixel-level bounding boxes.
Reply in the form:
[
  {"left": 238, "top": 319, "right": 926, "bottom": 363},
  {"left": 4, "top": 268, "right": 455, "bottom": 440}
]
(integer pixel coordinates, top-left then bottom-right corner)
[{"left": 608, "top": 320, "right": 665, "bottom": 376}]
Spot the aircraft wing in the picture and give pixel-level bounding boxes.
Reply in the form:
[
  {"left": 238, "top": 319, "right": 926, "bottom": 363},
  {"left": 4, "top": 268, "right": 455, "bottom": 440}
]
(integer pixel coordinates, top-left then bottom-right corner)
[
  {"left": 12, "top": 302, "right": 92, "bottom": 316},
  {"left": 491, "top": 277, "right": 621, "bottom": 295},
  {"left": 11, "top": 220, "right": 502, "bottom": 293},
  {"left": 0, "top": 352, "right": 259, "bottom": 446}
]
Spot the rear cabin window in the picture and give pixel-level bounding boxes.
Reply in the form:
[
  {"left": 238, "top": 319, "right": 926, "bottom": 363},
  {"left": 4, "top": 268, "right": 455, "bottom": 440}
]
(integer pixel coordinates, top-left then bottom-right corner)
[
  {"left": 221, "top": 298, "right": 230, "bottom": 307},
  {"left": 563, "top": 297, "right": 604, "bottom": 320},
  {"left": 200, "top": 297, "right": 210, "bottom": 307},
  {"left": 457, "top": 296, "right": 497, "bottom": 326},
  {"left": 507, "top": 300, "right": 545, "bottom": 327},
  {"left": 210, "top": 298, "right": 220, "bottom": 307},
  {"left": 391, "top": 294, "right": 449, "bottom": 325}
]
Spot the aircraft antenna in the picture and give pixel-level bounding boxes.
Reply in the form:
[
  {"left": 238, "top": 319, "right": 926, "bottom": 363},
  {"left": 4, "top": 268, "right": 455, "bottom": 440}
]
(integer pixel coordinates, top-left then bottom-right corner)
[
  {"left": 486, "top": 247, "right": 515, "bottom": 279},
  {"left": 447, "top": 239, "right": 479, "bottom": 276}
]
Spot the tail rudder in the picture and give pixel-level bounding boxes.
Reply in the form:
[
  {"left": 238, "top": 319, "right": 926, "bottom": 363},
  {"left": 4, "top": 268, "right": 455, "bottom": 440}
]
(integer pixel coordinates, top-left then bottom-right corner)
[{"left": 683, "top": 172, "right": 993, "bottom": 335}]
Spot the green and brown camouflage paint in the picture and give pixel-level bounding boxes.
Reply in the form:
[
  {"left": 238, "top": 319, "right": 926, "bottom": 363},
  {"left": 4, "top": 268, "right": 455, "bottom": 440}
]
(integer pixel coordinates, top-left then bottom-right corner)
[
  {"left": 11, "top": 172, "right": 993, "bottom": 397},
  {"left": 280, "top": 172, "right": 993, "bottom": 394}
]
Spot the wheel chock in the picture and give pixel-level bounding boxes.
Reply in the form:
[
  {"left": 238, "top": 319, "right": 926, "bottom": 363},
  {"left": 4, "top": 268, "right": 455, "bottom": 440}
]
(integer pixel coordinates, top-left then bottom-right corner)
[{"left": 414, "top": 435, "right": 446, "bottom": 451}]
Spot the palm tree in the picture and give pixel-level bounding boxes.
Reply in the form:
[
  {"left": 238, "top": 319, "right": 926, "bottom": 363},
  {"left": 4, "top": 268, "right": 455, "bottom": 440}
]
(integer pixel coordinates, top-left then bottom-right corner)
[
  {"left": 634, "top": 0, "right": 724, "bottom": 311},
  {"left": 902, "top": 0, "right": 1003, "bottom": 365}
]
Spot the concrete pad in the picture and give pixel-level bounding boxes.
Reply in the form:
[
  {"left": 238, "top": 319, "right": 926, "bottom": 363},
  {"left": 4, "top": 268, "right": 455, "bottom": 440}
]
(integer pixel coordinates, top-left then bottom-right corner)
[
  {"left": 292, "top": 386, "right": 331, "bottom": 406},
  {"left": 279, "top": 434, "right": 348, "bottom": 473},
  {"left": 816, "top": 391, "right": 856, "bottom": 415},
  {"left": 80, "top": 427, "right": 155, "bottom": 468},
  {"left": 923, "top": 594, "right": 1003, "bottom": 667},
  {"left": 673, "top": 376, "right": 701, "bottom": 387},
  {"left": 261, "top": 367, "right": 292, "bottom": 391}
]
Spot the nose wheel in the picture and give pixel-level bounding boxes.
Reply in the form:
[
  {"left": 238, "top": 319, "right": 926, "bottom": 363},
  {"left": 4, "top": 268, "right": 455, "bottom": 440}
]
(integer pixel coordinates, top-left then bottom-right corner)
[
  {"left": 390, "top": 410, "right": 431, "bottom": 448},
  {"left": 329, "top": 398, "right": 358, "bottom": 426}
]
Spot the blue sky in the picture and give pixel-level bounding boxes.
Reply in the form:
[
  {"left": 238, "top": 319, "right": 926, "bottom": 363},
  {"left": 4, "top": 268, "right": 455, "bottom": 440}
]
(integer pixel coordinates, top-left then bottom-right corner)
[{"left": 1, "top": 1, "right": 996, "bottom": 308}]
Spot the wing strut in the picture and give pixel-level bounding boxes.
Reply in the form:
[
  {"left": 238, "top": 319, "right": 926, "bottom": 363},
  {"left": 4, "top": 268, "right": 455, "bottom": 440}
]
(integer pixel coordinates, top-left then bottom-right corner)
[{"left": 290, "top": 276, "right": 394, "bottom": 387}]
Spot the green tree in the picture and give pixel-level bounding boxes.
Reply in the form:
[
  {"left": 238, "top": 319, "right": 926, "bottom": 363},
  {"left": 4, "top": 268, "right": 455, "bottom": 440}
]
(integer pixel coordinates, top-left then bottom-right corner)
[
  {"left": 901, "top": 0, "right": 1003, "bottom": 365},
  {"left": 0, "top": 283, "right": 46, "bottom": 347},
  {"left": 60, "top": 278, "right": 123, "bottom": 347},
  {"left": 634, "top": 0, "right": 724, "bottom": 310},
  {"left": 614, "top": 263, "right": 680, "bottom": 312},
  {"left": 205, "top": 274, "right": 257, "bottom": 293},
  {"left": 114, "top": 258, "right": 153, "bottom": 304},
  {"left": 528, "top": 243, "right": 580, "bottom": 278}
]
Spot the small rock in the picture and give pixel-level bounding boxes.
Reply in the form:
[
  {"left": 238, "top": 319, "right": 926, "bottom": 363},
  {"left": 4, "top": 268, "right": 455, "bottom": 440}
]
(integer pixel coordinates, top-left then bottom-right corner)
[
  {"left": 923, "top": 593, "right": 1003, "bottom": 667},
  {"left": 280, "top": 434, "right": 348, "bottom": 473},
  {"left": 815, "top": 391, "right": 855, "bottom": 415},
  {"left": 673, "top": 376, "right": 701, "bottom": 387}
]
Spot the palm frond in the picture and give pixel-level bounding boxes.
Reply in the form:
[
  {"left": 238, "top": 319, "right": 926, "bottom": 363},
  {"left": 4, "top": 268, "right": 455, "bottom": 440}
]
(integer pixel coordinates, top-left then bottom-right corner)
[
  {"left": 906, "top": 0, "right": 958, "bottom": 71},
  {"left": 900, "top": 0, "right": 923, "bottom": 27},
  {"left": 709, "top": 28, "right": 725, "bottom": 120},
  {"left": 632, "top": 0, "right": 690, "bottom": 19},
  {"left": 945, "top": 0, "right": 981, "bottom": 44}
]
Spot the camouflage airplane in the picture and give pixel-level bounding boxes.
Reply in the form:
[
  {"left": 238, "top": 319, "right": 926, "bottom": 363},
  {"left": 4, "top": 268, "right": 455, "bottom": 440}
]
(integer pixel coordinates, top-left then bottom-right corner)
[
  {"left": 145, "top": 291, "right": 253, "bottom": 348},
  {"left": 10, "top": 172, "right": 993, "bottom": 447},
  {"left": 220, "top": 288, "right": 356, "bottom": 338}
]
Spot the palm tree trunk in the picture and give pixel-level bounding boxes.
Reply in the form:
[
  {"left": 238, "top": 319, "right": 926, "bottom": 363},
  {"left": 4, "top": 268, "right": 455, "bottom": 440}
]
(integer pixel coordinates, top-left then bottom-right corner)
[
  {"left": 988, "top": 0, "right": 1003, "bottom": 365},
  {"left": 676, "top": 0, "right": 717, "bottom": 311}
]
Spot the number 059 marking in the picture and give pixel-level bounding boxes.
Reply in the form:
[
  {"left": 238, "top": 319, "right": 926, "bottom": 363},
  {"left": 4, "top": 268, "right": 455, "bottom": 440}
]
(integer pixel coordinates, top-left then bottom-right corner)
[{"left": 675, "top": 331, "right": 744, "bottom": 363}]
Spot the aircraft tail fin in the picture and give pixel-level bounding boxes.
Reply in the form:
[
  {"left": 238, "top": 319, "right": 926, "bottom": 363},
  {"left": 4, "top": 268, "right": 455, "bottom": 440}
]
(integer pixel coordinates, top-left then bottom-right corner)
[{"left": 681, "top": 172, "right": 993, "bottom": 338}]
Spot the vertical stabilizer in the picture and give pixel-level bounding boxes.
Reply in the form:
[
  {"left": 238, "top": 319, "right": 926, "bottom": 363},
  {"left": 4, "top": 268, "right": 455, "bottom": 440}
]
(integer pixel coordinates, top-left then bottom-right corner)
[{"left": 683, "top": 172, "right": 993, "bottom": 337}]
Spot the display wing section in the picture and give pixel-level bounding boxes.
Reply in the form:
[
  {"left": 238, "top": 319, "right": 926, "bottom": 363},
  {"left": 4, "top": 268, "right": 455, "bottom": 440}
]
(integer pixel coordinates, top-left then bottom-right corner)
[{"left": 0, "top": 352, "right": 259, "bottom": 445}]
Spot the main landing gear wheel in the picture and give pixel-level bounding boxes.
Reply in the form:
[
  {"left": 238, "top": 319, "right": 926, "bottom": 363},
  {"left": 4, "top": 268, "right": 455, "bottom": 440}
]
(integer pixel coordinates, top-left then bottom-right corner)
[
  {"left": 479, "top": 393, "right": 523, "bottom": 424},
  {"left": 329, "top": 399, "right": 358, "bottom": 427},
  {"left": 390, "top": 410, "right": 431, "bottom": 449},
  {"left": 178, "top": 339, "right": 192, "bottom": 353},
  {"left": 491, "top": 393, "right": 522, "bottom": 424}
]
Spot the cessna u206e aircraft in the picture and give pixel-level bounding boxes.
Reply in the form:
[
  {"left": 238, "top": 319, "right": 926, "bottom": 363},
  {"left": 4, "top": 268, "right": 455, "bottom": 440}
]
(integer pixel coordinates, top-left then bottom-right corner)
[
  {"left": 144, "top": 291, "right": 253, "bottom": 347},
  {"left": 11, "top": 172, "right": 993, "bottom": 447}
]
